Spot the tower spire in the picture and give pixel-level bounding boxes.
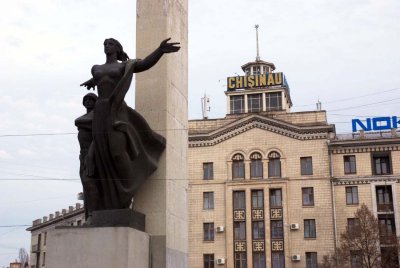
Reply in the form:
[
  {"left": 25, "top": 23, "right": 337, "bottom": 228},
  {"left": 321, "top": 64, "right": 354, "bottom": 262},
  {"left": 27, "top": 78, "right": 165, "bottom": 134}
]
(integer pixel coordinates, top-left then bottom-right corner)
[{"left": 255, "top": 24, "right": 260, "bottom": 61}]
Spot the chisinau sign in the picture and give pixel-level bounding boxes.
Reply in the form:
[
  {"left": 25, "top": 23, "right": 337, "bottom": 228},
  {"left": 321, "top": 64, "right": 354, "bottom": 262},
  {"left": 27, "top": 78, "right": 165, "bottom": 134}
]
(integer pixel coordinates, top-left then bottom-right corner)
[{"left": 227, "top": 72, "right": 285, "bottom": 91}]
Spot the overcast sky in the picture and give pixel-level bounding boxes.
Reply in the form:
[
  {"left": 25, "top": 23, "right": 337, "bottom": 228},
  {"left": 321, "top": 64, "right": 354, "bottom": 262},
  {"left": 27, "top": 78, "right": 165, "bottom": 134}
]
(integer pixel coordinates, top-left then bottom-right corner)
[{"left": 1, "top": 0, "right": 400, "bottom": 265}]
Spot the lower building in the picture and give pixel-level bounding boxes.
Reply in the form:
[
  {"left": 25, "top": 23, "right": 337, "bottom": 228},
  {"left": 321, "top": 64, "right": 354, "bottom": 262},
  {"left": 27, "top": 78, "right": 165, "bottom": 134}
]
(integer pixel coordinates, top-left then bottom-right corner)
[
  {"left": 26, "top": 203, "right": 84, "bottom": 268},
  {"left": 9, "top": 262, "right": 22, "bottom": 268}
]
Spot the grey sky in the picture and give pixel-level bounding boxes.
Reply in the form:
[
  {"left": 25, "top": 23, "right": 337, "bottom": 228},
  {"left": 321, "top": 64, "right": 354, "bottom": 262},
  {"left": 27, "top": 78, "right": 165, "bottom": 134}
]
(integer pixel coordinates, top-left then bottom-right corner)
[{"left": 1, "top": 0, "right": 400, "bottom": 265}]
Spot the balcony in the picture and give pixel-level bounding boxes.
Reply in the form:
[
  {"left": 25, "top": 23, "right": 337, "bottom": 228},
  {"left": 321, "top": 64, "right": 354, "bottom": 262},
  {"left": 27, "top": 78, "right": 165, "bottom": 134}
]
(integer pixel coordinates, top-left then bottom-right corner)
[
  {"left": 31, "top": 244, "right": 40, "bottom": 253},
  {"left": 380, "top": 235, "right": 397, "bottom": 246},
  {"left": 377, "top": 203, "right": 394, "bottom": 213}
]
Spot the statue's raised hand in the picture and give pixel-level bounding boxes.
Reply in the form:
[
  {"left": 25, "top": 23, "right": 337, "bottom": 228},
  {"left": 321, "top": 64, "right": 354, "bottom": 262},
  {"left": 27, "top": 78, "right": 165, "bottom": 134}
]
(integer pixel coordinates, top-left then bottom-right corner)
[
  {"left": 159, "top": 38, "right": 180, "bottom": 53},
  {"left": 80, "top": 78, "right": 96, "bottom": 91}
]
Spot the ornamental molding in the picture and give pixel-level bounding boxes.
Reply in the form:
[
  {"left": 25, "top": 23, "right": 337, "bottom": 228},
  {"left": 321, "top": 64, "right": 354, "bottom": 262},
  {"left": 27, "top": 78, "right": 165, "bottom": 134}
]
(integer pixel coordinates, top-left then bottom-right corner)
[
  {"left": 253, "top": 241, "right": 265, "bottom": 252},
  {"left": 332, "top": 176, "right": 399, "bottom": 186},
  {"left": 271, "top": 240, "right": 284, "bottom": 251},
  {"left": 189, "top": 115, "right": 333, "bottom": 147},
  {"left": 270, "top": 208, "right": 283, "bottom": 220},
  {"left": 330, "top": 145, "right": 400, "bottom": 154},
  {"left": 234, "top": 241, "right": 246, "bottom": 252},
  {"left": 234, "top": 210, "right": 246, "bottom": 221},
  {"left": 252, "top": 209, "right": 264, "bottom": 220}
]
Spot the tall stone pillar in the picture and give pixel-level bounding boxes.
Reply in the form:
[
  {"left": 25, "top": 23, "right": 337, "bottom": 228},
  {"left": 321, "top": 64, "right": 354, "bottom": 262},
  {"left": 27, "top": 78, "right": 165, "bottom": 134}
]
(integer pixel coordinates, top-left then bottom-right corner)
[{"left": 135, "top": 0, "right": 188, "bottom": 267}]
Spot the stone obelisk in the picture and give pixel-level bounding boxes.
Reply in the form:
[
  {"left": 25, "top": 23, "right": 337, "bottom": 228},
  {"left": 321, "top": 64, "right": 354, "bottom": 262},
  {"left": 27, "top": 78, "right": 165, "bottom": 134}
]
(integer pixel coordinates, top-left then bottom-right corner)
[{"left": 135, "top": 0, "right": 188, "bottom": 267}]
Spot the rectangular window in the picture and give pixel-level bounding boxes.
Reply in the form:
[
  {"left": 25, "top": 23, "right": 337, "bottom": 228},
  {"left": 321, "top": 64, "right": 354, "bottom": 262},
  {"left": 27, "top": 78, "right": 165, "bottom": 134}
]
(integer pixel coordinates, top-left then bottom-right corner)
[
  {"left": 347, "top": 218, "right": 360, "bottom": 237},
  {"left": 271, "top": 220, "right": 284, "bottom": 239},
  {"left": 42, "top": 252, "right": 46, "bottom": 266},
  {"left": 204, "top": 254, "right": 214, "bottom": 268},
  {"left": 252, "top": 221, "right": 265, "bottom": 240},
  {"left": 203, "top": 162, "right": 214, "bottom": 180},
  {"left": 253, "top": 252, "right": 266, "bottom": 268},
  {"left": 270, "top": 189, "right": 282, "bottom": 207},
  {"left": 376, "top": 186, "right": 392, "bottom": 204},
  {"left": 272, "top": 252, "right": 285, "bottom": 268},
  {"left": 350, "top": 251, "right": 362, "bottom": 268},
  {"left": 302, "top": 187, "right": 314, "bottom": 206},
  {"left": 234, "top": 221, "right": 246, "bottom": 240},
  {"left": 203, "top": 222, "right": 214, "bottom": 241},
  {"left": 304, "top": 219, "right": 316, "bottom": 238},
  {"left": 344, "top": 155, "right": 357, "bottom": 174},
  {"left": 233, "top": 160, "right": 245, "bottom": 179},
  {"left": 301, "top": 157, "right": 313, "bottom": 175},
  {"left": 346, "top": 186, "right": 359, "bottom": 205},
  {"left": 248, "top": 94, "right": 262, "bottom": 113},
  {"left": 230, "top": 95, "right": 245, "bottom": 114},
  {"left": 372, "top": 153, "right": 391, "bottom": 175},
  {"left": 203, "top": 192, "right": 214, "bottom": 209},
  {"left": 376, "top": 186, "right": 393, "bottom": 212},
  {"left": 266, "top": 92, "right": 282, "bottom": 111},
  {"left": 44, "top": 232, "right": 47, "bottom": 246},
  {"left": 268, "top": 159, "right": 281, "bottom": 178},
  {"left": 235, "top": 253, "right": 247, "bottom": 268},
  {"left": 379, "top": 216, "right": 396, "bottom": 243},
  {"left": 251, "top": 190, "right": 264, "bottom": 209},
  {"left": 381, "top": 247, "right": 400, "bottom": 267},
  {"left": 251, "top": 159, "right": 263, "bottom": 178},
  {"left": 306, "top": 252, "right": 318, "bottom": 268},
  {"left": 233, "top": 191, "right": 246, "bottom": 210}
]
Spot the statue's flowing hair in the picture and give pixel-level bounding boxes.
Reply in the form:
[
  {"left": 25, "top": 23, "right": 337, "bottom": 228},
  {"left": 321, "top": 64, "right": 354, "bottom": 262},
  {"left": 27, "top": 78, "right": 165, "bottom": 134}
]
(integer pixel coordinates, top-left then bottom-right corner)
[{"left": 104, "top": 38, "right": 129, "bottom": 61}]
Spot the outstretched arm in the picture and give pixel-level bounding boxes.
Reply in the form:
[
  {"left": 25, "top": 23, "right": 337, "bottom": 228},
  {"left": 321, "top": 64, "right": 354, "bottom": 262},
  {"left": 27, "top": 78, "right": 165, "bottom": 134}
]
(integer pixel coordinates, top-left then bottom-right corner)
[
  {"left": 80, "top": 78, "right": 96, "bottom": 91},
  {"left": 134, "top": 38, "right": 180, "bottom": 73}
]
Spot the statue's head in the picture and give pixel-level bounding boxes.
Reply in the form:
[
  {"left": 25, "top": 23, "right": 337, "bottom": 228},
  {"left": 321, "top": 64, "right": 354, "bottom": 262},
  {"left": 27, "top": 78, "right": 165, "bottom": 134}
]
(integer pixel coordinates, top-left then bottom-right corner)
[
  {"left": 104, "top": 38, "right": 129, "bottom": 61},
  {"left": 83, "top": 93, "right": 98, "bottom": 110}
]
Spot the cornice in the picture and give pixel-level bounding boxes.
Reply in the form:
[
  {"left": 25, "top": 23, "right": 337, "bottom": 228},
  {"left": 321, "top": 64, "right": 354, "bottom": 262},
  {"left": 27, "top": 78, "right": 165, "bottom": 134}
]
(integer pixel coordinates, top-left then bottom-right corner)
[
  {"left": 26, "top": 208, "right": 84, "bottom": 232},
  {"left": 330, "top": 144, "right": 400, "bottom": 154},
  {"left": 332, "top": 176, "right": 399, "bottom": 186},
  {"left": 189, "top": 115, "right": 333, "bottom": 147}
]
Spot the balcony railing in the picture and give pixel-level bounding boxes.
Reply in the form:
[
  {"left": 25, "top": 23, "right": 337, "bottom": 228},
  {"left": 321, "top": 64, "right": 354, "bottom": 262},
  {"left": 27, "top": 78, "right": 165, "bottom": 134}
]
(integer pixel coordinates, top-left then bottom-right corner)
[
  {"left": 380, "top": 235, "right": 397, "bottom": 246},
  {"left": 377, "top": 203, "right": 393, "bottom": 212},
  {"left": 31, "top": 244, "right": 40, "bottom": 253}
]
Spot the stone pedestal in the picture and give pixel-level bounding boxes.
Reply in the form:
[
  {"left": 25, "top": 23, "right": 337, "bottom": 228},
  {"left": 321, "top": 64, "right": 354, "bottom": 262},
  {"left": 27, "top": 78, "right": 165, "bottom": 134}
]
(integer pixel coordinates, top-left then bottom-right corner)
[
  {"left": 46, "top": 227, "right": 149, "bottom": 268},
  {"left": 135, "top": 0, "right": 188, "bottom": 267}
]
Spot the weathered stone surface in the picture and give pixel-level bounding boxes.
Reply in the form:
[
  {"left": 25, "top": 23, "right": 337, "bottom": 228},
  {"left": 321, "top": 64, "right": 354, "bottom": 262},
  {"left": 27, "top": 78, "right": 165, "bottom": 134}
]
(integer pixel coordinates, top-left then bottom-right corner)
[
  {"left": 135, "top": 0, "right": 188, "bottom": 267},
  {"left": 46, "top": 227, "right": 149, "bottom": 268}
]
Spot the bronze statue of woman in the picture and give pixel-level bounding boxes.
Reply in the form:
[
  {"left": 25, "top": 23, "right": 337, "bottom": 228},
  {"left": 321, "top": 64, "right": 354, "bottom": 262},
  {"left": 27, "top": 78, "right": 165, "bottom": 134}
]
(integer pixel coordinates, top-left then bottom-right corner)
[{"left": 80, "top": 38, "right": 180, "bottom": 219}]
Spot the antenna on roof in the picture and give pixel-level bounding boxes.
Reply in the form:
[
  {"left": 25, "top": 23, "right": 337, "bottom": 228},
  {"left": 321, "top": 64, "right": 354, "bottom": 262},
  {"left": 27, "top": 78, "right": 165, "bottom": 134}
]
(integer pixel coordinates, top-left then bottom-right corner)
[
  {"left": 316, "top": 100, "right": 322, "bottom": 111},
  {"left": 201, "top": 93, "right": 211, "bottom": 119},
  {"left": 255, "top": 24, "right": 260, "bottom": 61}
]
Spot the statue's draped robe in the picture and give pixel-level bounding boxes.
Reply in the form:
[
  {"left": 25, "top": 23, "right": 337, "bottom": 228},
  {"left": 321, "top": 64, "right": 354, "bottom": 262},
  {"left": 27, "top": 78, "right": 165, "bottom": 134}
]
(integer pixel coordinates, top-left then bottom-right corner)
[{"left": 90, "top": 59, "right": 166, "bottom": 209}]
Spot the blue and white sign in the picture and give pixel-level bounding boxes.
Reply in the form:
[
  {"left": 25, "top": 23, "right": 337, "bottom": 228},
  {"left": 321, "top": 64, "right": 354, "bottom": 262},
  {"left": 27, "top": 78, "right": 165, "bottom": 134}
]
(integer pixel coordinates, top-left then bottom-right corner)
[{"left": 352, "top": 116, "right": 400, "bottom": 132}]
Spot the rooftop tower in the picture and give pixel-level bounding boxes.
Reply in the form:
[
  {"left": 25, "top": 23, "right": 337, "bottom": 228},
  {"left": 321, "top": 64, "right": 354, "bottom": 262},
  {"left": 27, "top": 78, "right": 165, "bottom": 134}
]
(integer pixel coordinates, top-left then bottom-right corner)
[{"left": 225, "top": 25, "right": 292, "bottom": 115}]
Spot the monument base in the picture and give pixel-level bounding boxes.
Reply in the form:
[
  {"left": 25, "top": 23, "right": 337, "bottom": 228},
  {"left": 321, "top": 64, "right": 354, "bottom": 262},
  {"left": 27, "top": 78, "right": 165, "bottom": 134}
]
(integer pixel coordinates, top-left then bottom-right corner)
[
  {"left": 46, "top": 227, "right": 149, "bottom": 268},
  {"left": 90, "top": 209, "right": 145, "bottom": 230}
]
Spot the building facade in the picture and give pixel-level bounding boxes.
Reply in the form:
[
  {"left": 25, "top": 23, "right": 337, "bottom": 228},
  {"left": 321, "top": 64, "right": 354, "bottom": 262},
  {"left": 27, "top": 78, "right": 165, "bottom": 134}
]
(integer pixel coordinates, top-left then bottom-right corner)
[
  {"left": 330, "top": 131, "right": 400, "bottom": 267},
  {"left": 187, "top": 57, "right": 400, "bottom": 268},
  {"left": 26, "top": 203, "right": 84, "bottom": 268}
]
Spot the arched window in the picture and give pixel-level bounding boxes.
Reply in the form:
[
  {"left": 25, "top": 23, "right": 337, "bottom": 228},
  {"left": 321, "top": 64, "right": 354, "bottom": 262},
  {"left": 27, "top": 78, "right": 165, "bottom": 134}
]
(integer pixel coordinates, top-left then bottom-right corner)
[
  {"left": 250, "top": 152, "right": 263, "bottom": 179},
  {"left": 232, "top": 153, "right": 245, "bottom": 179},
  {"left": 268, "top": 151, "right": 281, "bottom": 178}
]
